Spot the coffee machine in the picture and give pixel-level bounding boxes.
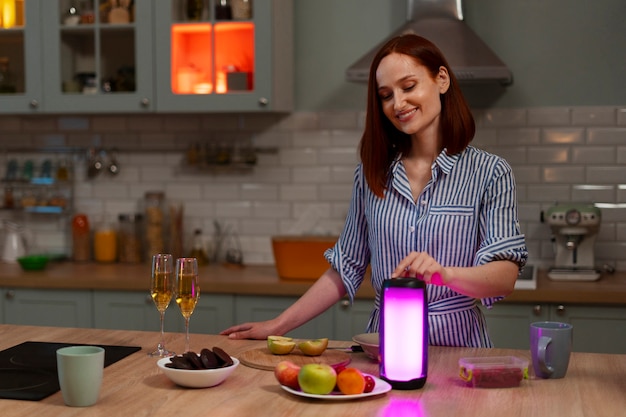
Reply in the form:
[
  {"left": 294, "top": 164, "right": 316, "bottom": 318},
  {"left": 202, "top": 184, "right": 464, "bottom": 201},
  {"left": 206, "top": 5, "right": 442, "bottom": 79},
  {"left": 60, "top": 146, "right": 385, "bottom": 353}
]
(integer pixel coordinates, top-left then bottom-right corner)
[{"left": 545, "top": 203, "right": 601, "bottom": 281}]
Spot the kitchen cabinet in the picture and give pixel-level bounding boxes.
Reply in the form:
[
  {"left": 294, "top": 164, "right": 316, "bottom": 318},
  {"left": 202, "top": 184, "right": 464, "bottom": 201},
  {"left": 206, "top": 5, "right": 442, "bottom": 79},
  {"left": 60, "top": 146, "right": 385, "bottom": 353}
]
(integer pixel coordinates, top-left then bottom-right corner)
[
  {"left": 235, "top": 295, "right": 334, "bottom": 339},
  {"left": 93, "top": 290, "right": 234, "bottom": 334},
  {"left": 0, "top": 0, "right": 292, "bottom": 114},
  {"left": 481, "top": 303, "right": 626, "bottom": 354},
  {"left": 333, "top": 298, "right": 372, "bottom": 340},
  {"left": 93, "top": 290, "right": 180, "bottom": 331},
  {"left": 234, "top": 295, "right": 371, "bottom": 340},
  {"left": 154, "top": 0, "right": 293, "bottom": 112},
  {"left": 2, "top": 287, "right": 93, "bottom": 328},
  {"left": 0, "top": 0, "right": 43, "bottom": 113},
  {"left": 40, "top": 0, "right": 155, "bottom": 113},
  {"left": 184, "top": 293, "right": 235, "bottom": 335}
]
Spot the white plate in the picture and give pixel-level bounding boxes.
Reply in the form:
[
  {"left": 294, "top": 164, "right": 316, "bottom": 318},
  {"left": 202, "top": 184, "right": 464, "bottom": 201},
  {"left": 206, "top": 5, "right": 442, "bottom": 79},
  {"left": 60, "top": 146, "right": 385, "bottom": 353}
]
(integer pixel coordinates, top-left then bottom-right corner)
[{"left": 280, "top": 375, "right": 391, "bottom": 400}]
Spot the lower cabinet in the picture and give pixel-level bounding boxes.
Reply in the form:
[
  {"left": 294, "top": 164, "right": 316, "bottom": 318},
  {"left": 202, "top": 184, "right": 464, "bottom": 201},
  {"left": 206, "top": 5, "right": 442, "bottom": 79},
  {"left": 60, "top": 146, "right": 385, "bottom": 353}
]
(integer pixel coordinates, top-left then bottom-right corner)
[
  {"left": 235, "top": 295, "right": 334, "bottom": 339},
  {"left": 233, "top": 296, "right": 373, "bottom": 340},
  {"left": 333, "top": 299, "right": 373, "bottom": 341},
  {"left": 2, "top": 288, "right": 93, "bottom": 328},
  {"left": 12, "top": 287, "right": 621, "bottom": 354},
  {"left": 93, "top": 291, "right": 235, "bottom": 335},
  {"left": 481, "top": 303, "right": 626, "bottom": 354}
]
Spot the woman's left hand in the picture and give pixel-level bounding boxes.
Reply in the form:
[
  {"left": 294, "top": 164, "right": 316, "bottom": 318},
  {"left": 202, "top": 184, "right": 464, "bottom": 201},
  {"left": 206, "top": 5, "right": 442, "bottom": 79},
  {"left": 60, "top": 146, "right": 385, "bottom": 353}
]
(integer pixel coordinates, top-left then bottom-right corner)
[{"left": 391, "top": 251, "right": 448, "bottom": 285}]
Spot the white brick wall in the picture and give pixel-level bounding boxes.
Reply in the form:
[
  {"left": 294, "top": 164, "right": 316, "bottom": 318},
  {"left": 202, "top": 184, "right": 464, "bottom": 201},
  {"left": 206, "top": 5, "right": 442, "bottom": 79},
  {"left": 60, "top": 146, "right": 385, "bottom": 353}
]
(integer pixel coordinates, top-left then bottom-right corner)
[{"left": 1, "top": 106, "right": 626, "bottom": 270}]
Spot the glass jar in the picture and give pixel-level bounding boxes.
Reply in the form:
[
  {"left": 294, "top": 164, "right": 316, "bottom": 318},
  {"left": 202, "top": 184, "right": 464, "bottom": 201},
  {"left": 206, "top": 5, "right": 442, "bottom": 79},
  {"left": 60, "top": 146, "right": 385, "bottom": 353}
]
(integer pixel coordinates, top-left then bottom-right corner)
[
  {"left": 186, "top": 0, "right": 204, "bottom": 21},
  {"left": 232, "top": 0, "right": 252, "bottom": 20},
  {"left": 118, "top": 213, "right": 143, "bottom": 263},
  {"left": 94, "top": 222, "right": 117, "bottom": 263},
  {"left": 144, "top": 191, "right": 165, "bottom": 260}
]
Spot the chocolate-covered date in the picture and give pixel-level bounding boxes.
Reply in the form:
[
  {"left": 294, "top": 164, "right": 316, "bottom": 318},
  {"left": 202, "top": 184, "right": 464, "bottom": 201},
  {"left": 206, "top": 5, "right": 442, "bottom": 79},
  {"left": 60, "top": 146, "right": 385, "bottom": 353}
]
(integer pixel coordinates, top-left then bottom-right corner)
[
  {"left": 166, "top": 347, "right": 234, "bottom": 370},
  {"left": 212, "top": 346, "right": 234, "bottom": 367},
  {"left": 200, "top": 348, "right": 219, "bottom": 369}
]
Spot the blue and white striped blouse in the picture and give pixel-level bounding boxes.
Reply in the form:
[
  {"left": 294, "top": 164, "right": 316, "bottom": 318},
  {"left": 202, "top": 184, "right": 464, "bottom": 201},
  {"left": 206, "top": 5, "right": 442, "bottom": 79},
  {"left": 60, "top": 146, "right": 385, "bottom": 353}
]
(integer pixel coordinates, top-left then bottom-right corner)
[{"left": 324, "top": 146, "right": 528, "bottom": 348}]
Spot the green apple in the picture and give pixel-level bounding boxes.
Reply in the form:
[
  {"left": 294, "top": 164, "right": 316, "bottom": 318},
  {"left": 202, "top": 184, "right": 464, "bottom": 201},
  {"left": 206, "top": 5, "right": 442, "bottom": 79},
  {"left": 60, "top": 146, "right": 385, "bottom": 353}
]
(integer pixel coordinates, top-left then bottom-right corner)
[
  {"left": 274, "top": 360, "right": 301, "bottom": 390},
  {"left": 298, "top": 338, "right": 328, "bottom": 356},
  {"left": 297, "top": 363, "right": 337, "bottom": 395},
  {"left": 267, "top": 335, "right": 296, "bottom": 355}
]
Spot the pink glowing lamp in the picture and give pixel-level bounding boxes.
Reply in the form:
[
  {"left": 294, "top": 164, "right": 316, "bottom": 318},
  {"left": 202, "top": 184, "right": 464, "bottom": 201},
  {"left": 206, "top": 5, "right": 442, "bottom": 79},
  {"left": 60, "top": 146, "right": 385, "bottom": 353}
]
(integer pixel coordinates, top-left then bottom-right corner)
[{"left": 379, "top": 278, "right": 428, "bottom": 390}]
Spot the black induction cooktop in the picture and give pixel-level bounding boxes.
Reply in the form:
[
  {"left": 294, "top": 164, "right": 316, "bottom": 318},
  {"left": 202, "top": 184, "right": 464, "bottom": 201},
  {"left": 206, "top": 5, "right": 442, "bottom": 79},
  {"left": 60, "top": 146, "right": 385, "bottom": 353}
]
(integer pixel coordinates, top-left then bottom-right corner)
[{"left": 0, "top": 341, "right": 141, "bottom": 401}]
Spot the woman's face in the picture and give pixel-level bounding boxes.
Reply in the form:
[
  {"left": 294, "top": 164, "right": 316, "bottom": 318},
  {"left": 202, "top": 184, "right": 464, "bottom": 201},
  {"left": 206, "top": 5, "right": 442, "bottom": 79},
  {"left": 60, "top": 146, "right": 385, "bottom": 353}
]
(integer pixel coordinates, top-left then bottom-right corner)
[{"left": 375, "top": 53, "right": 449, "bottom": 138}]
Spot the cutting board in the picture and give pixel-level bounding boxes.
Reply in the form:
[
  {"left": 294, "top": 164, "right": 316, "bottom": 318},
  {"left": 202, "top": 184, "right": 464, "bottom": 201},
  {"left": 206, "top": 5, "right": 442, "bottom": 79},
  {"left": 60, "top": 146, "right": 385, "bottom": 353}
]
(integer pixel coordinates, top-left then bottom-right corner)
[{"left": 238, "top": 348, "right": 351, "bottom": 371}]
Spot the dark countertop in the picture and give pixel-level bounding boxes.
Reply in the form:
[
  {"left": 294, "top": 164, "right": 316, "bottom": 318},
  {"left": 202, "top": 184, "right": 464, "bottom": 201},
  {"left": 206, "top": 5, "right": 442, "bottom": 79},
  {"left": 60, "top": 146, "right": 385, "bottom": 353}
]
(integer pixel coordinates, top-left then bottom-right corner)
[{"left": 0, "top": 262, "right": 624, "bottom": 305}]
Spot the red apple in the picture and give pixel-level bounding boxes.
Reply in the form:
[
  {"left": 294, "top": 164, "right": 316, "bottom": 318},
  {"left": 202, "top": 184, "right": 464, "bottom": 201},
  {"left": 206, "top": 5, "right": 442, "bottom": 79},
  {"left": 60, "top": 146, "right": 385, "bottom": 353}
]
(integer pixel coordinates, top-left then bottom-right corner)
[
  {"left": 298, "top": 363, "right": 337, "bottom": 395},
  {"left": 274, "top": 360, "right": 301, "bottom": 390}
]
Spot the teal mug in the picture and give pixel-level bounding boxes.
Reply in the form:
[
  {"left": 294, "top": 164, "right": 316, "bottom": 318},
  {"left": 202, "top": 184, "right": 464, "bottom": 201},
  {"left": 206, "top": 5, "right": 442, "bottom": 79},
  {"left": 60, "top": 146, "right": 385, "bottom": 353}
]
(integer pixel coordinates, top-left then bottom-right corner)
[{"left": 56, "top": 346, "right": 105, "bottom": 407}]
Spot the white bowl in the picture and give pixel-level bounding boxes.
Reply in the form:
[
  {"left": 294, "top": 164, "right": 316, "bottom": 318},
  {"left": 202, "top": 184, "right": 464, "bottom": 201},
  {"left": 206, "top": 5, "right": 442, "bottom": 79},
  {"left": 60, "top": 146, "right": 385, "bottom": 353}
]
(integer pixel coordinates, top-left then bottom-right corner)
[
  {"left": 157, "top": 356, "right": 239, "bottom": 388},
  {"left": 352, "top": 333, "right": 379, "bottom": 361}
]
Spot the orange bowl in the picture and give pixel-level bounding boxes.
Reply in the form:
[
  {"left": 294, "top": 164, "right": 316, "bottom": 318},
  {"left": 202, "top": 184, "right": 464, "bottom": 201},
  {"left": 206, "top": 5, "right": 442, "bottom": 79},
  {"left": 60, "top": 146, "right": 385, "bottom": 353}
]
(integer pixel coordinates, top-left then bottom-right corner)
[{"left": 271, "top": 236, "right": 337, "bottom": 280}]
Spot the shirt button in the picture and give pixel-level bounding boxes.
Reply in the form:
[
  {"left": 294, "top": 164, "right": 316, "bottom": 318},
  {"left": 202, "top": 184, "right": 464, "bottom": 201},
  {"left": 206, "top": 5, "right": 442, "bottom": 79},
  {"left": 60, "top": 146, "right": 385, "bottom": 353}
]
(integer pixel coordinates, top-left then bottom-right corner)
[
  {"left": 409, "top": 226, "right": 415, "bottom": 233},
  {"left": 421, "top": 199, "right": 427, "bottom": 206}
]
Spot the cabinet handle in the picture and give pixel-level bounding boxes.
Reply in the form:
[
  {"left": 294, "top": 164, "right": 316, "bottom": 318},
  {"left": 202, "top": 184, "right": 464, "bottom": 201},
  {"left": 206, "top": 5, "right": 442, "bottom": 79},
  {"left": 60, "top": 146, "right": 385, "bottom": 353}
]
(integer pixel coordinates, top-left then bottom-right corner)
[
  {"left": 340, "top": 300, "right": 350, "bottom": 310},
  {"left": 5, "top": 290, "right": 15, "bottom": 300},
  {"left": 140, "top": 98, "right": 150, "bottom": 108},
  {"left": 555, "top": 305, "right": 565, "bottom": 316},
  {"left": 532, "top": 305, "right": 542, "bottom": 315},
  {"left": 258, "top": 97, "right": 269, "bottom": 106},
  {"left": 29, "top": 99, "right": 39, "bottom": 109}
]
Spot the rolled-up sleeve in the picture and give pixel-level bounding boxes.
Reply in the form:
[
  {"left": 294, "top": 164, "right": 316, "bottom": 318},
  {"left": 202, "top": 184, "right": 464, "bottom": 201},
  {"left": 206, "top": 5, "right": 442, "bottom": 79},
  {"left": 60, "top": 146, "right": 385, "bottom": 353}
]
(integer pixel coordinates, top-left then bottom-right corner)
[{"left": 324, "top": 164, "right": 370, "bottom": 302}]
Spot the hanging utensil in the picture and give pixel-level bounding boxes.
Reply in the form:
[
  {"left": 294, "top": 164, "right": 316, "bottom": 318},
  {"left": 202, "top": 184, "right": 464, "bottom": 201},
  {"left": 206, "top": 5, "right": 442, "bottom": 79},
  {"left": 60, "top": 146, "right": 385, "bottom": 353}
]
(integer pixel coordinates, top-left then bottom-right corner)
[
  {"left": 87, "top": 148, "right": 103, "bottom": 179},
  {"left": 107, "top": 148, "right": 120, "bottom": 176}
]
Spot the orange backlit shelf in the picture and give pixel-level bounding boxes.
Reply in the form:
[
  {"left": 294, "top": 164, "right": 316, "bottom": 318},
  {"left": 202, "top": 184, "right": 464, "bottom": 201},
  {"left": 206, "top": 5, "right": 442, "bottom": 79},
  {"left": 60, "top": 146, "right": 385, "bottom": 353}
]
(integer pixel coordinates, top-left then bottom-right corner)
[{"left": 171, "top": 22, "right": 254, "bottom": 95}]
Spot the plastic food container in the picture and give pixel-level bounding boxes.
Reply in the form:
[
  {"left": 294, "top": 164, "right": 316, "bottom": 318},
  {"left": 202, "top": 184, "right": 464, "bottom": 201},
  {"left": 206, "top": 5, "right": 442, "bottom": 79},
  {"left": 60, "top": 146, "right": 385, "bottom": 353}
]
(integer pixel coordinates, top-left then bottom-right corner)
[{"left": 459, "top": 356, "right": 528, "bottom": 388}]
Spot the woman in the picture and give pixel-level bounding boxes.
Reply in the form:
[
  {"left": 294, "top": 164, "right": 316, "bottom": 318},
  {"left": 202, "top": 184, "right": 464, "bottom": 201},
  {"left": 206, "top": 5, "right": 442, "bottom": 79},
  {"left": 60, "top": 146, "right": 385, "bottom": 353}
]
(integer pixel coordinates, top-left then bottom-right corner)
[{"left": 221, "top": 34, "right": 527, "bottom": 347}]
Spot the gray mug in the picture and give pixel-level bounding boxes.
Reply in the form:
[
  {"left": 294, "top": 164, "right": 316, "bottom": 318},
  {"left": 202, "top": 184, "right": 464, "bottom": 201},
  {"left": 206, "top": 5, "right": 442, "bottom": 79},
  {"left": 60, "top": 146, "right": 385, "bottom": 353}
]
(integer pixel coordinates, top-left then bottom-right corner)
[{"left": 530, "top": 321, "right": 573, "bottom": 379}]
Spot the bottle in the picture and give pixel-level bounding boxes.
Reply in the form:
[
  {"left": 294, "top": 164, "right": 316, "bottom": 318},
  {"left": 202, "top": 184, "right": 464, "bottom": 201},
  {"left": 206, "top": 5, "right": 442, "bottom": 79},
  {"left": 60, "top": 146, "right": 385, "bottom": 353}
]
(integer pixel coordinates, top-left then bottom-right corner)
[
  {"left": 215, "top": 0, "right": 232, "bottom": 20},
  {"left": 94, "top": 222, "right": 117, "bottom": 263},
  {"left": 189, "top": 229, "right": 209, "bottom": 266},
  {"left": 72, "top": 214, "right": 91, "bottom": 262}
]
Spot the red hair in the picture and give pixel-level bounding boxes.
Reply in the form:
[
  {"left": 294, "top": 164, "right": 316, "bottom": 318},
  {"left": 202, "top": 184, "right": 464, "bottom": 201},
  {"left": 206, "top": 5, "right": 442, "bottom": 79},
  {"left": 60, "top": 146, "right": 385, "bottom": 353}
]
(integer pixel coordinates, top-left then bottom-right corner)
[{"left": 359, "top": 34, "right": 475, "bottom": 197}]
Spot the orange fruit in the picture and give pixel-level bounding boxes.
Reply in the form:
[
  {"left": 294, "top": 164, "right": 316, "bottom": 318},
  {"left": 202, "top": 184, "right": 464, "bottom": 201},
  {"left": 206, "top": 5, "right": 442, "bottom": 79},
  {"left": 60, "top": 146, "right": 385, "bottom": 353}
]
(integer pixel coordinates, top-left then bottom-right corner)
[{"left": 336, "top": 367, "right": 366, "bottom": 395}]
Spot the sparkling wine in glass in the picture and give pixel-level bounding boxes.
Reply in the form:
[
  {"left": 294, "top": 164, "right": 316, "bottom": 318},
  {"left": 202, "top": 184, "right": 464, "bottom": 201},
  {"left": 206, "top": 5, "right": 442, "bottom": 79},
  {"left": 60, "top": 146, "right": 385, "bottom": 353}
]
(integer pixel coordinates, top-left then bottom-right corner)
[
  {"left": 149, "top": 253, "right": 175, "bottom": 357},
  {"left": 175, "top": 257, "right": 200, "bottom": 353}
]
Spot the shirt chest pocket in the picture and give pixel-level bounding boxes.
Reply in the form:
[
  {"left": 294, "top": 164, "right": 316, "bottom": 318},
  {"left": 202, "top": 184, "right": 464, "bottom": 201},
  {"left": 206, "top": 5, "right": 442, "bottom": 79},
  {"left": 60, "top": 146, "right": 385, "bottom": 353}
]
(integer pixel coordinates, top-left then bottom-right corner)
[{"left": 428, "top": 205, "right": 474, "bottom": 217}]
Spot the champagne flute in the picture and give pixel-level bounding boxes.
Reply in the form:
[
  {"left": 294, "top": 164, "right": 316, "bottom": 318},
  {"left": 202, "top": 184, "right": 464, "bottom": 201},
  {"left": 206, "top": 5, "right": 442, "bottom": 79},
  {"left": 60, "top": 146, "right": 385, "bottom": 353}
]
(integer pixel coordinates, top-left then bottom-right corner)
[
  {"left": 149, "top": 253, "right": 175, "bottom": 357},
  {"left": 175, "top": 257, "right": 200, "bottom": 353}
]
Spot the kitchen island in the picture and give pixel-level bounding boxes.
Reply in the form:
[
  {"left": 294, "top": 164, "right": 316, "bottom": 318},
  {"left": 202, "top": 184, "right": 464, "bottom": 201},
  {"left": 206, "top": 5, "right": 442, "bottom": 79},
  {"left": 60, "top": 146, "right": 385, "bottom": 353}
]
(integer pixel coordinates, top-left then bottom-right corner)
[{"left": 0, "top": 324, "right": 624, "bottom": 417}]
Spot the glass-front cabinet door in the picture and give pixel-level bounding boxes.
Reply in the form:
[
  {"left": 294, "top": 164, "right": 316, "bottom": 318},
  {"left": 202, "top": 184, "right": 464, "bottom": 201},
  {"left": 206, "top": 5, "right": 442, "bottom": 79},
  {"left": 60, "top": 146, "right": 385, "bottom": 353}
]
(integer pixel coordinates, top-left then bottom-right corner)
[
  {"left": 155, "top": 0, "right": 292, "bottom": 112},
  {"left": 41, "top": 0, "right": 154, "bottom": 113},
  {"left": 0, "top": 0, "right": 43, "bottom": 113}
]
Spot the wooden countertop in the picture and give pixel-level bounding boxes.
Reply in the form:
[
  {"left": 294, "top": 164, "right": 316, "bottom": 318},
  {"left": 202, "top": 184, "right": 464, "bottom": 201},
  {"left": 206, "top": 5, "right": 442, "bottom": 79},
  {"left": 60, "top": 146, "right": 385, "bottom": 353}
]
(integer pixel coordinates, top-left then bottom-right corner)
[
  {"left": 1, "top": 324, "right": 624, "bottom": 417},
  {"left": 0, "top": 262, "right": 624, "bottom": 305}
]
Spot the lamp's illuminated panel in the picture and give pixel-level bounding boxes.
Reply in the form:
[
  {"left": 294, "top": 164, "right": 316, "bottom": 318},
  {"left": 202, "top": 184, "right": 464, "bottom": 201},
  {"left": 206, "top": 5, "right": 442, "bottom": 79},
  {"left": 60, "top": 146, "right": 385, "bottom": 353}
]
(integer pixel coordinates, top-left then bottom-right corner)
[
  {"left": 380, "top": 278, "right": 428, "bottom": 390},
  {"left": 170, "top": 22, "right": 254, "bottom": 95}
]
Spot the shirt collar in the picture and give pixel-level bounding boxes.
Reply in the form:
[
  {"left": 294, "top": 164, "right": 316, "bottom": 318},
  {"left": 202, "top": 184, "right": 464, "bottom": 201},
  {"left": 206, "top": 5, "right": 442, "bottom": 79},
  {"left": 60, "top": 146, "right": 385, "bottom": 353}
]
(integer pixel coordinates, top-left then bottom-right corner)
[{"left": 391, "top": 147, "right": 461, "bottom": 177}]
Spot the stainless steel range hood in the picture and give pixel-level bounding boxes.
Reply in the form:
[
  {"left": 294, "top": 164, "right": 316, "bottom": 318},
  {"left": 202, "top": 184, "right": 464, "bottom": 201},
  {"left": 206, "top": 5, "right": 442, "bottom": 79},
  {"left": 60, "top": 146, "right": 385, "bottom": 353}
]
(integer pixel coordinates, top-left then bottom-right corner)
[{"left": 346, "top": 0, "right": 513, "bottom": 85}]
